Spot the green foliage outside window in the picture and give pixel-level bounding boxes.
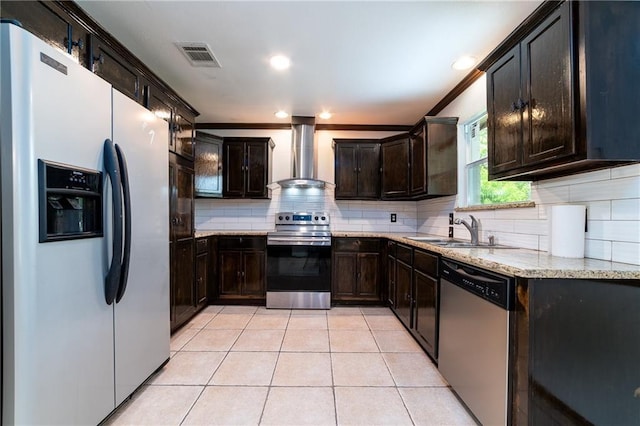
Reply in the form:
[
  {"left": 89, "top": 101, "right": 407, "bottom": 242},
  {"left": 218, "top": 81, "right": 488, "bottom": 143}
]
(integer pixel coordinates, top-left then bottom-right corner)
[
  {"left": 478, "top": 162, "right": 531, "bottom": 204},
  {"left": 466, "top": 114, "right": 530, "bottom": 206}
]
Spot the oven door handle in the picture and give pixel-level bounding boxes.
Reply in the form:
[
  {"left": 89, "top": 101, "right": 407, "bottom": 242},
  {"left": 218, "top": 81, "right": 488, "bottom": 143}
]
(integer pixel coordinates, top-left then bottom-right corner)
[{"left": 268, "top": 237, "right": 331, "bottom": 243}]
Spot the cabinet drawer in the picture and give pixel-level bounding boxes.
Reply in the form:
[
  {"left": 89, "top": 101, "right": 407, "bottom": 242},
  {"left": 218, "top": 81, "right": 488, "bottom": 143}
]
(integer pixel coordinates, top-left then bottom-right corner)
[
  {"left": 396, "top": 244, "right": 412, "bottom": 264},
  {"left": 218, "top": 236, "right": 266, "bottom": 251},
  {"left": 196, "top": 238, "right": 209, "bottom": 254},
  {"left": 414, "top": 249, "right": 438, "bottom": 276},
  {"left": 333, "top": 238, "right": 381, "bottom": 253}
]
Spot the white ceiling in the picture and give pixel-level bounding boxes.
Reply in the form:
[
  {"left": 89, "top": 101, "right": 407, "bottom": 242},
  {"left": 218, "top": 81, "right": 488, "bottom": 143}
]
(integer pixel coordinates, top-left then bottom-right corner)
[{"left": 76, "top": 1, "right": 542, "bottom": 125}]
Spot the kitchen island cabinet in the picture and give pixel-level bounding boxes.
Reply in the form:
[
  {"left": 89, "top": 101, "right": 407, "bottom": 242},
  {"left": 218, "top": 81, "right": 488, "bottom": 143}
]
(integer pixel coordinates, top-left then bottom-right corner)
[
  {"left": 511, "top": 277, "right": 640, "bottom": 425},
  {"left": 331, "top": 238, "right": 382, "bottom": 303},
  {"left": 482, "top": 1, "right": 640, "bottom": 181}
]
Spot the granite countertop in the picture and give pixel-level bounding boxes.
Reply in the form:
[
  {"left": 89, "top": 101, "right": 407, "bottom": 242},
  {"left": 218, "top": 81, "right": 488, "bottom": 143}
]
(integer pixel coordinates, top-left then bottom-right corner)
[{"left": 195, "top": 230, "right": 640, "bottom": 280}]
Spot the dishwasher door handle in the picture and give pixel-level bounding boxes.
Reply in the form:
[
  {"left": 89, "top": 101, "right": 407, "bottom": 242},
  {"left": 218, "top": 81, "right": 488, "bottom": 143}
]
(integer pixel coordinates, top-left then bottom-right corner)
[{"left": 442, "top": 259, "right": 502, "bottom": 284}]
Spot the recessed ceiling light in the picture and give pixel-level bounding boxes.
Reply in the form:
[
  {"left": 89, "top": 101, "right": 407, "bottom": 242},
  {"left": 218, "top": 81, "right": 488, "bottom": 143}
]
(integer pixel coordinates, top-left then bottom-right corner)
[
  {"left": 270, "top": 55, "right": 290, "bottom": 70},
  {"left": 318, "top": 111, "right": 332, "bottom": 120},
  {"left": 452, "top": 55, "right": 477, "bottom": 71},
  {"left": 274, "top": 111, "right": 289, "bottom": 119}
]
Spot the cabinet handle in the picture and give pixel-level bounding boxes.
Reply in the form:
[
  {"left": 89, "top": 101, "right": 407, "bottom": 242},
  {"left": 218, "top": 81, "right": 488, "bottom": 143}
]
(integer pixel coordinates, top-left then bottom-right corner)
[
  {"left": 242, "top": 271, "right": 245, "bottom": 277},
  {"left": 511, "top": 99, "right": 529, "bottom": 112},
  {"left": 93, "top": 53, "right": 105, "bottom": 65}
]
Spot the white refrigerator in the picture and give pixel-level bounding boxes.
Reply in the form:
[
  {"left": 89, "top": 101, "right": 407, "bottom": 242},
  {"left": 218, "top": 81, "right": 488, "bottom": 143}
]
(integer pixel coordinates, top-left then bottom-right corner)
[{"left": 1, "top": 23, "right": 170, "bottom": 425}]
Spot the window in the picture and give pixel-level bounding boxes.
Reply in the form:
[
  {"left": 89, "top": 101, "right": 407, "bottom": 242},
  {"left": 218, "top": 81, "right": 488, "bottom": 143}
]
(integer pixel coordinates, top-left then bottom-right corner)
[{"left": 464, "top": 113, "right": 530, "bottom": 206}]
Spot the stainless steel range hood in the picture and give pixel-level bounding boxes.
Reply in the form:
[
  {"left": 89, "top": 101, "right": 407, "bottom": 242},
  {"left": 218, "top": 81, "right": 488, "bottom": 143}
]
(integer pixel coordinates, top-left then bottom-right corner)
[{"left": 277, "top": 116, "right": 327, "bottom": 189}]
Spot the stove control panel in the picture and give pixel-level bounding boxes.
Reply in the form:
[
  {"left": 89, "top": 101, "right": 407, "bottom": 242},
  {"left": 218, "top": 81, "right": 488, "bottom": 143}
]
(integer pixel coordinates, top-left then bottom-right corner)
[{"left": 275, "top": 211, "right": 330, "bottom": 225}]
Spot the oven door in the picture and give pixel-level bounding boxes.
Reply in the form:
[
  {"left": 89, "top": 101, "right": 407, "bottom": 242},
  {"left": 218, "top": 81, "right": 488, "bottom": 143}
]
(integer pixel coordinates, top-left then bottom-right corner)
[{"left": 266, "top": 244, "right": 331, "bottom": 309}]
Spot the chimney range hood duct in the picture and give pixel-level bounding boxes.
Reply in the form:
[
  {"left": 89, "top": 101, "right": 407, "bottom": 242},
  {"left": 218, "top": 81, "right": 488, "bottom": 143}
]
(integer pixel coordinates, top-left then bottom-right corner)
[{"left": 277, "top": 116, "right": 327, "bottom": 189}]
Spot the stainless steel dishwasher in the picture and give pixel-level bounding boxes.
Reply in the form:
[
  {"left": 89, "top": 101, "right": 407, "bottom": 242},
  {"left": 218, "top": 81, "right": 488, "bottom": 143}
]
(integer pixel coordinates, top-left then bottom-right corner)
[{"left": 438, "top": 259, "right": 515, "bottom": 426}]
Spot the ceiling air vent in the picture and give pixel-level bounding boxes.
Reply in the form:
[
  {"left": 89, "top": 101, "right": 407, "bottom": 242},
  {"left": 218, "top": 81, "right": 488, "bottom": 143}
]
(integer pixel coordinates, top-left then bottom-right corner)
[{"left": 175, "top": 42, "right": 221, "bottom": 68}]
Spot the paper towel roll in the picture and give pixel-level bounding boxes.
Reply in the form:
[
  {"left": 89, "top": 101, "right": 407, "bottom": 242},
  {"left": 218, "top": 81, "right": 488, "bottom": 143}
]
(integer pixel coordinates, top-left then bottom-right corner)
[{"left": 549, "top": 205, "right": 586, "bottom": 258}]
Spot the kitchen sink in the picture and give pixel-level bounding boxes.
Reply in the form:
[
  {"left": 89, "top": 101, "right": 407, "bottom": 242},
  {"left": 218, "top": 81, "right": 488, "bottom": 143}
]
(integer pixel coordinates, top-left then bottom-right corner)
[
  {"left": 434, "top": 242, "right": 517, "bottom": 249},
  {"left": 406, "top": 237, "right": 453, "bottom": 243},
  {"left": 406, "top": 237, "right": 516, "bottom": 249}
]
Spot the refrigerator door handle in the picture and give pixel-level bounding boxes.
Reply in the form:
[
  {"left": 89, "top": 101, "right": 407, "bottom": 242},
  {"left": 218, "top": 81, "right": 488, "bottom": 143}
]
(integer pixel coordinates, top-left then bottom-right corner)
[
  {"left": 115, "top": 143, "right": 131, "bottom": 303},
  {"left": 104, "top": 139, "right": 123, "bottom": 305}
]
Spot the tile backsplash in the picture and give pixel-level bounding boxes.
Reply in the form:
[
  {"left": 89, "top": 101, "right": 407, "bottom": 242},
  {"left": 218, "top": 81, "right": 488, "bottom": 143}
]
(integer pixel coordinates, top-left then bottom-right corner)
[
  {"left": 196, "top": 164, "right": 639, "bottom": 265},
  {"left": 416, "top": 164, "right": 640, "bottom": 265},
  {"left": 195, "top": 185, "right": 417, "bottom": 233}
]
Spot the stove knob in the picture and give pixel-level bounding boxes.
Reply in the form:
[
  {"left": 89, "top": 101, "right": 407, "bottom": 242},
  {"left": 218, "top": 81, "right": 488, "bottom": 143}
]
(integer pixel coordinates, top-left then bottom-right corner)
[
  {"left": 314, "top": 216, "right": 319, "bottom": 221},
  {"left": 321, "top": 216, "right": 326, "bottom": 221},
  {"left": 285, "top": 216, "right": 290, "bottom": 221},
  {"left": 278, "top": 215, "right": 283, "bottom": 221}
]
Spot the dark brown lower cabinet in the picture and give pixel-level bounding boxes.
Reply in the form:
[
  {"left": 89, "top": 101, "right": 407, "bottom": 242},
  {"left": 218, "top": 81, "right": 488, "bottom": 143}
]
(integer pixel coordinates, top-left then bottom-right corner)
[
  {"left": 388, "top": 242, "right": 440, "bottom": 361},
  {"left": 217, "top": 236, "right": 266, "bottom": 302},
  {"left": 171, "top": 239, "right": 195, "bottom": 331},
  {"left": 332, "top": 238, "right": 382, "bottom": 303},
  {"left": 195, "top": 237, "right": 209, "bottom": 309},
  {"left": 393, "top": 244, "right": 413, "bottom": 326},
  {"left": 412, "top": 249, "right": 439, "bottom": 360}
]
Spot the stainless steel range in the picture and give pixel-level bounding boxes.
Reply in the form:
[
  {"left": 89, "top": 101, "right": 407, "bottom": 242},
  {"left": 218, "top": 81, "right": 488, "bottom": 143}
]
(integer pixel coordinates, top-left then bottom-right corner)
[{"left": 266, "top": 212, "right": 331, "bottom": 309}]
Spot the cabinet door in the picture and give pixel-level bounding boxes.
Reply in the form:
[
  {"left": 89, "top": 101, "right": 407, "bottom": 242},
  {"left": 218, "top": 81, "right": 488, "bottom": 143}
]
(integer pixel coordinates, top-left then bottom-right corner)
[
  {"left": 195, "top": 133, "right": 223, "bottom": 197},
  {"left": 410, "top": 128, "right": 426, "bottom": 195},
  {"left": 195, "top": 252, "right": 208, "bottom": 307},
  {"left": 387, "top": 254, "right": 397, "bottom": 308},
  {"left": 245, "top": 141, "right": 268, "bottom": 198},
  {"left": 334, "top": 144, "right": 358, "bottom": 198},
  {"left": 171, "top": 156, "right": 194, "bottom": 241},
  {"left": 89, "top": 34, "right": 140, "bottom": 102},
  {"left": 242, "top": 251, "right": 265, "bottom": 296},
  {"left": 487, "top": 45, "right": 522, "bottom": 177},
  {"left": 358, "top": 144, "right": 381, "bottom": 199},
  {"left": 414, "top": 269, "right": 438, "bottom": 359},
  {"left": 381, "top": 137, "right": 410, "bottom": 199},
  {"left": 332, "top": 252, "right": 357, "bottom": 299},
  {"left": 146, "top": 84, "right": 173, "bottom": 151},
  {"left": 223, "top": 142, "right": 245, "bottom": 197},
  {"left": 172, "top": 239, "right": 194, "bottom": 329},
  {"left": 219, "top": 250, "right": 242, "bottom": 295},
  {"left": 1, "top": 1, "right": 89, "bottom": 66},
  {"left": 357, "top": 253, "right": 380, "bottom": 299},
  {"left": 521, "top": 2, "right": 574, "bottom": 166},
  {"left": 426, "top": 120, "right": 458, "bottom": 196},
  {"left": 396, "top": 260, "right": 412, "bottom": 327},
  {"left": 175, "top": 107, "right": 195, "bottom": 160}
]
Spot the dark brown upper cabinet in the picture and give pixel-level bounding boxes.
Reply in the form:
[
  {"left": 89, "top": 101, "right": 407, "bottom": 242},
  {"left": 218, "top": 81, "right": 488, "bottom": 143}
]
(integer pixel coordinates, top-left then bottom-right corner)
[
  {"left": 333, "top": 140, "right": 380, "bottom": 200},
  {"left": 412, "top": 117, "right": 458, "bottom": 198},
  {"left": 0, "top": 1, "right": 89, "bottom": 67},
  {"left": 89, "top": 34, "right": 140, "bottom": 102},
  {"left": 482, "top": 1, "right": 640, "bottom": 181},
  {"left": 381, "top": 134, "right": 411, "bottom": 199},
  {"left": 144, "top": 82, "right": 174, "bottom": 150},
  {"left": 194, "top": 132, "right": 224, "bottom": 198},
  {"left": 174, "top": 106, "right": 195, "bottom": 160},
  {"left": 381, "top": 117, "right": 457, "bottom": 200},
  {"left": 223, "top": 138, "right": 274, "bottom": 199}
]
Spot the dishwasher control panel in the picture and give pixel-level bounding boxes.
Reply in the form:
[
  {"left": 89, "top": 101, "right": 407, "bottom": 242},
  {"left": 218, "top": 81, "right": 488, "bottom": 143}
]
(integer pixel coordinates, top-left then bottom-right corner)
[{"left": 440, "top": 259, "right": 515, "bottom": 310}]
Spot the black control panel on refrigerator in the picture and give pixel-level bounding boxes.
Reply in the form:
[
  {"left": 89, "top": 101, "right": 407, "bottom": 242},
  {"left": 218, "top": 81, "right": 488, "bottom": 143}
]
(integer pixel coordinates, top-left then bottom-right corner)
[{"left": 38, "top": 159, "right": 103, "bottom": 242}]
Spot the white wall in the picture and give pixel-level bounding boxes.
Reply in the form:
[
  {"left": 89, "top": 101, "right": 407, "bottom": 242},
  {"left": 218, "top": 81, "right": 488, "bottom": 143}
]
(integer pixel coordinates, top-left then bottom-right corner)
[
  {"left": 196, "top": 78, "right": 640, "bottom": 265},
  {"left": 416, "top": 77, "right": 640, "bottom": 265},
  {"left": 196, "top": 129, "right": 416, "bottom": 232}
]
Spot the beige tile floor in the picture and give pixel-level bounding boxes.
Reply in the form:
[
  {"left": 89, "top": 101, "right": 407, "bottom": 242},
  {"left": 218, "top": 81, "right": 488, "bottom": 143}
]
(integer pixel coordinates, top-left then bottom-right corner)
[{"left": 106, "top": 306, "right": 476, "bottom": 425}]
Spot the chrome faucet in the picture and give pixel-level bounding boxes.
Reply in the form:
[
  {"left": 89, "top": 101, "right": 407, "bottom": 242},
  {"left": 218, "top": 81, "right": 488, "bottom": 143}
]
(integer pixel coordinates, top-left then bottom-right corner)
[{"left": 454, "top": 215, "right": 479, "bottom": 245}]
